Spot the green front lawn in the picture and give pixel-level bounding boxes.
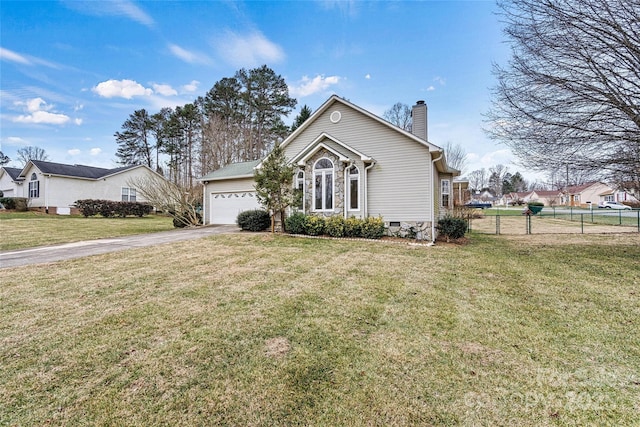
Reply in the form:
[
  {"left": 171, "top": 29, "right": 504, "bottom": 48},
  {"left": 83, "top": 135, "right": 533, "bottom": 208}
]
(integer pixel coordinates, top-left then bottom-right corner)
[
  {"left": 1, "top": 233, "right": 639, "bottom": 425},
  {"left": 0, "top": 211, "right": 174, "bottom": 251}
]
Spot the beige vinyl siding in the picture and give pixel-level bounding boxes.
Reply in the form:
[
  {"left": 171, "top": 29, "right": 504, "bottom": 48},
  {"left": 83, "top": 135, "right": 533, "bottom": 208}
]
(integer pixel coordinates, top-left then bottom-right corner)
[{"left": 283, "top": 102, "right": 434, "bottom": 221}]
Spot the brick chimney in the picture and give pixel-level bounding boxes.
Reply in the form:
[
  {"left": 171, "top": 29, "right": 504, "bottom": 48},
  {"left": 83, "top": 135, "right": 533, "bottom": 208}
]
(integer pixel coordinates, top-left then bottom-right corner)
[{"left": 411, "top": 100, "right": 428, "bottom": 141}]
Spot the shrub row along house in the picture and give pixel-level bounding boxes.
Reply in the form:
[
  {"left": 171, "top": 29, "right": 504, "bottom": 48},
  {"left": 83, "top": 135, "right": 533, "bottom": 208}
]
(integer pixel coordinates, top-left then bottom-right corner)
[
  {"left": 199, "top": 95, "right": 460, "bottom": 241},
  {"left": 0, "top": 160, "right": 159, "bottom": 215}
]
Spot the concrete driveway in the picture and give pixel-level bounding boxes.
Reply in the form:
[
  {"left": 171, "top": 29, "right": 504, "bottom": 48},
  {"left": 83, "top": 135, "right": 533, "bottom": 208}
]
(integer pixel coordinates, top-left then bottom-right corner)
[{"left": 0, "top": 224, "right": 240, "bottom": 269}]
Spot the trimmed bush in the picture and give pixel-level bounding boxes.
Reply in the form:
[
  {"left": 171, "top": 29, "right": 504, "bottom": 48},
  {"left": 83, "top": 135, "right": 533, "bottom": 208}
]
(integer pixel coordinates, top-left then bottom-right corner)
[
  {"left": 285, "top": 212, "right": 307, "bottom": 235},
  {"left": 324, "top": 215, "right": 345, "bottom": 237},
  {"left": 437, "top": 216, "right": 467, "bottom": 242},
  {"left": 0, "top": 197, "right": 28, "bottom": 211},
  {"left": 344, "top": 216, "right": 362, "bottom": 238},
  {"left": 0, "top": 197, "right": 16, "bottom": 210},
  {"left": 304, "top": 215, "right": 325, "bottom": 236},
  {"left": 237, "top": 209, "right": 270, "bottom": 232},
  {"left": 75, "top": 199, "right": 153, "bottom": 218},
  {"left": 360, "top": 217, "right": 386, "bottom": 239}
]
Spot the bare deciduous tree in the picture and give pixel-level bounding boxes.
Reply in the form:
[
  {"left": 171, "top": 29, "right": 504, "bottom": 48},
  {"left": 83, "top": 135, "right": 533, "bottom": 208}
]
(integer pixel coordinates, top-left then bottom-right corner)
[
  {"left": 383, "top": 102, "right": 412, "bottom": 131},
  {"left": 486, "top": 0, "right": 640, "bottom": 197},
  {"left": 443, "top": 141, "right": 467, "bottom": 175},
  {"left": 127, "top": 174, "right": 202, "bottom": 227},
  {"left": 16, "top": 146, "right": 49, "bottom": 166}
]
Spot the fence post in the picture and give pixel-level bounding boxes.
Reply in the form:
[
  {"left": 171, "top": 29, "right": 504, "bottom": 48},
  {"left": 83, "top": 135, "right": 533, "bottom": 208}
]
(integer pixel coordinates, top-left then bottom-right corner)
[
  {"left": 496, "top": 215, "right": 500, "bottom": 235},
  {"left": 581, "top": 213, "right": 584, "bottom": 234},
  {"left": 619, "top": 210, "right": 622, "bottom": 225}
]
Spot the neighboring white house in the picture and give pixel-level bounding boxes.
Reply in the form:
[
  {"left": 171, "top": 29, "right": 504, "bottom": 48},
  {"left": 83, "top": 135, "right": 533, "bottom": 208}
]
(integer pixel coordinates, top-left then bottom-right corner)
[
  {"left": 199, "top": 95, "right": 459, "bottom": 241},
  {"left": 0, "top": 167, "right": 23, "bottom": 198},
  {"left": 9, "top": 160, "right": 161, "bottom": 214}
]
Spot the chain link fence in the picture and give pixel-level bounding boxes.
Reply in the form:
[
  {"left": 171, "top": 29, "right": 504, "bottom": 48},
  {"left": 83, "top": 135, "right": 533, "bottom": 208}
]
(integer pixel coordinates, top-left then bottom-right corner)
[{"left": 467, "top": 208, "right": 640, "bottom": 235}]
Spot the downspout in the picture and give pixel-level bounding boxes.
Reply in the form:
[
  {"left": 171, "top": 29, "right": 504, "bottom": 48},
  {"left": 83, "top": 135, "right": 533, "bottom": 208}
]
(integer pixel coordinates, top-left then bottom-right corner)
[
  {"left": 45, "top": 174, "right": 50, "bottom": 214},
  {"left": 431, "top": 152, "right": 443, "bottom": 243},
  {"left": 344, "top": 160, "right": 354, "bottom": 218},
  {"left": 202, "top": 182, "right": 207, "bottom": 225},
  {"left": 364, "top": 161, "right": 376, "bottom": 217}
]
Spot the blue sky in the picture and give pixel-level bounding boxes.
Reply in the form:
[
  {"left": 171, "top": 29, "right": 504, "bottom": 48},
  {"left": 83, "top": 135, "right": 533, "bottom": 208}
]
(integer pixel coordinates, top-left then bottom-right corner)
[{"left": 1, "top": 0, "right": 519, "bottom": 178}]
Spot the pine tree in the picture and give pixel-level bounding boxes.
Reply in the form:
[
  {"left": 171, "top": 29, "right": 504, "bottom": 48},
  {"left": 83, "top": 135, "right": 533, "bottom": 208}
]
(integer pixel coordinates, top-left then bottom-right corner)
[{"left": 254, "top": 144, "right": 296, "bottom": 232}]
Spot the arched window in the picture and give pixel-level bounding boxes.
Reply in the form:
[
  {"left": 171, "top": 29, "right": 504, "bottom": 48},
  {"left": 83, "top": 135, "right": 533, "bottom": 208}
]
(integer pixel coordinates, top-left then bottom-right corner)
[
  {"left": 313, "top": 158, "right": 334, "bottom": 211},
  {"left": 29, "top": 173, "right": 40, "bottom": 198},
  {"left": 348, "top": 165, "right": 359, "bottom": 210},
  {"left": 296, "top": 170, "right": 304, "bottom": 210}
]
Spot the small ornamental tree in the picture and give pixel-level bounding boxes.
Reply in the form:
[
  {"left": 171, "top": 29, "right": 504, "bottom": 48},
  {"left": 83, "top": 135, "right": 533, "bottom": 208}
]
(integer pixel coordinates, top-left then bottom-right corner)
[{"left": 254, "top": 144, "right": 296, "bottom": 232}]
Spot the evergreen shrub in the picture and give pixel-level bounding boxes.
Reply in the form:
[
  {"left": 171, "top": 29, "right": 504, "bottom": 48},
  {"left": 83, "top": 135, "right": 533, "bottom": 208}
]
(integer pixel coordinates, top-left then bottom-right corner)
[
  {"left": 236, "top": 209, "right": 270, "bottom": 231},
  {"left": 324, "top": 215, "right": 345, "bottom": 237},
  {"left": 285, "top": 212, "right": 307, "bottom": 234},
  {"left": 360, "top": 217, "right": 386, "bottom": 239},
  {"left": 436, "top": 216, "right": 467, "bottom": 241},
  {"left": 304, "top": 215, "right": 325, "bottom": 236}
]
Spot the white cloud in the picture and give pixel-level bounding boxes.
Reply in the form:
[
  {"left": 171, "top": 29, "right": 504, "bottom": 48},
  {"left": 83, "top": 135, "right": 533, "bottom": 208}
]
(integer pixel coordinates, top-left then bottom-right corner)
[
  {"left": 12, "top": 98, "right": 70, "bottom": 125},
  {"left": 168, "top": 43, "right": 212, "bottom": 65},
  {"left": 216, "top": 31, "right": 285, "bottom": 67},
  {"left": 365, "top": 74, "right": 371, "bottom": 80},
  {"left": 14, "top": 110, "right": 70, "bottom": 125},
  {"left": 74, "top": 118, "right": 83, "bottom": 125},
  {"left": 74, "top": 103, "right": 84, "bottom": 112},
  {"left": 433, "top": 76, "right": 446, "bottom": 86},
  {"left": 63, "top": 0, "right": 154, "bottom": 27},
  {"left": 68, "top": 149, "right": 81, "bottom": 156},
  {"left": 90, "top": 148, "right": 102, "bottom": 156},
  {"left": 0, "top": 47, "right": 61, "bottom": 69},
  {"left": 0, "top": 47, "right": 30, "bottom": 64},
  {"left": 426, "top": 85, "right": 435, "bottom": 91},
  {"left": 181, "top": 80, "right": 200, "bottom": 93},
  {"left": 152, "top": 83, "right": 178, "bottom": 96},
  {"left": 289, "top": 75, "right": 341, "bottom": 97},
  {"left": 4, "top": 136, "right": 29, "bottom": 146},
  {"left": 92, "top": 79, "right": 153, "bottom": 99}
]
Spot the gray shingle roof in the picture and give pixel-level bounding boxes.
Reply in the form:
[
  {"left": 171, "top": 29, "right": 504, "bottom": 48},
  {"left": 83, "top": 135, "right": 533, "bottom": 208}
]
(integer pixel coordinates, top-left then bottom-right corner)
[
  {"left": 199, "top": 159, "right": 261, "bottom": 181},
  {"left": 27, "top": 160, "right": 137, "bottom": 179},
  {"left": 2, "top": 167, "right": 23, "bottom": 181}
]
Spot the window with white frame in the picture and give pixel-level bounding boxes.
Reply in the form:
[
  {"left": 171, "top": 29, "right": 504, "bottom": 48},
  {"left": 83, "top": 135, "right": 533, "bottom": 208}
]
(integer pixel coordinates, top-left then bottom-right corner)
[
  {"left": 296, "top": 170, "right": 304, "bottom": 210},
  {"left": 28, "top": 173, "right": 39, "bottom": 198},
  {"left": 441, "top": 179, "right": 450, "bottom": 207},
  {"left": 348, "top": 165, "right": 359, "bottom": 210},
  {"left": 313, "top": 158, "right": 334, "bottom": 211},
  {"left": 122, "top": 187, "right": 137, "bottom": 202},
  {"left": 604, "top": 195, "right": 614, "bottom": 202}
]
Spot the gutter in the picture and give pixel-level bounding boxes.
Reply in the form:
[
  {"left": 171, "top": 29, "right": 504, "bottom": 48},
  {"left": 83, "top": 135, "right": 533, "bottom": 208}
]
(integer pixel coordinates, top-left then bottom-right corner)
[
  {"left": 431, "top": 152, "right": 443, "bottom": 243},
  {"left": 364, "top": 161, "right": 376, "bottom": 217}
]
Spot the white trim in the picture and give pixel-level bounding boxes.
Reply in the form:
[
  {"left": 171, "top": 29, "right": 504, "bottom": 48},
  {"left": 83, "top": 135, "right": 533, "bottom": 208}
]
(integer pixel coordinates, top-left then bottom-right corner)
[
  {"left": 290, "top": 132, "right": 373, "bottom": 166},
  {"left": 312, "top": 158, "right": 334, "bottom": 212},
  {"left": 347, "top": 165, "right": 360, "bottom": 211}
]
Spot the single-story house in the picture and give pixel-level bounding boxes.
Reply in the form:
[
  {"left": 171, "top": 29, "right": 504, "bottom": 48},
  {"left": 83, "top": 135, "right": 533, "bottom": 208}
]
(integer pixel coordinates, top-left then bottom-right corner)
[
  {"left": 6, "top": 160, "right": 160, "bottom": 215},
  {"left": 562, "top": 182, "right": 614, "bottom": 208},
  {"left": 527, "top": 190, "right": 563, "bottom": 206},
  {"left": 199, "top": 95, "right": 460, "bottom": 241},
  {"left": 0, "top": 167, "right": 23, "bottom": 198}
]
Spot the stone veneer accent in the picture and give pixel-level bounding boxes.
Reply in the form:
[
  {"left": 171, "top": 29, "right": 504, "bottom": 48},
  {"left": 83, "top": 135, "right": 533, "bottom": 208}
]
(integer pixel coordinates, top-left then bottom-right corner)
[{"left": 303, "top": 148, "right": 345, "bottom": 216}]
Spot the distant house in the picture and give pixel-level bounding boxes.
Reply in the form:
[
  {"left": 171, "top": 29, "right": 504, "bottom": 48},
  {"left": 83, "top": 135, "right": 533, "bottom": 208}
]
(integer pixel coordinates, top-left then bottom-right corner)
[
  {"left": 527, "top": 190, "right": 563, "bottom": 206},
  {"left": 0, "top": 167, "right": 23, "bottom": 198},
  {"left": 4, "top": 160, "right": 161, "bottom": 215},
  {"left": 562, "top": 182, "right": 613, "bottom": 208},
  {"left": 199, "top": 95, "right": 460, "bottom": 241}
]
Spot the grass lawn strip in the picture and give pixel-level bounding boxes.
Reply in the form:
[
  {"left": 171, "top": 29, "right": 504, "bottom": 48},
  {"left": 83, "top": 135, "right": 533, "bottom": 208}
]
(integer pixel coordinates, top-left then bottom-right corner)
[
  {"left": 1, "top": 233, "right": 639, "bottom": 425},
  {"left": 0, "top": 212, "right": 174, "bottom": 251}
]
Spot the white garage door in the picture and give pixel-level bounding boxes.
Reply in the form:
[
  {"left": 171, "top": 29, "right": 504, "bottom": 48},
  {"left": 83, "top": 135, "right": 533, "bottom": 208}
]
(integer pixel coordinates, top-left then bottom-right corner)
[{"left": 210, "top": 191, "right": 261, "bottom": 224}]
